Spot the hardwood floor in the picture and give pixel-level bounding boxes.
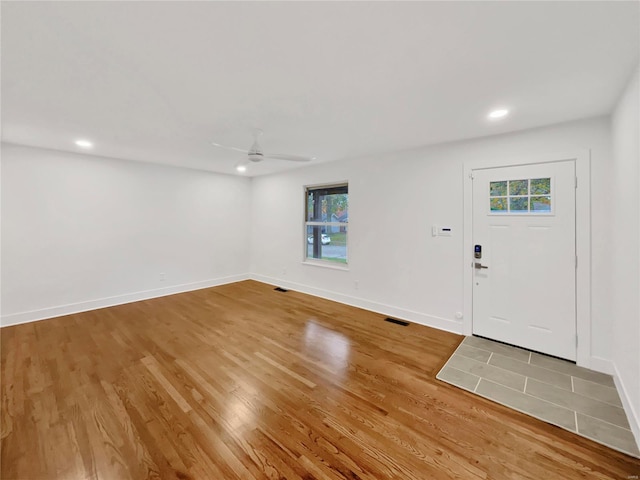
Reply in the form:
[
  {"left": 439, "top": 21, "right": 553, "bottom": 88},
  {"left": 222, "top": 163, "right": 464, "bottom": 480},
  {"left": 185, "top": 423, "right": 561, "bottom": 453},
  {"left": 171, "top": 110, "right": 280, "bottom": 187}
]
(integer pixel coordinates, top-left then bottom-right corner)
[{"left": 1, "top": 280, "right": 638, "bottom": 479}]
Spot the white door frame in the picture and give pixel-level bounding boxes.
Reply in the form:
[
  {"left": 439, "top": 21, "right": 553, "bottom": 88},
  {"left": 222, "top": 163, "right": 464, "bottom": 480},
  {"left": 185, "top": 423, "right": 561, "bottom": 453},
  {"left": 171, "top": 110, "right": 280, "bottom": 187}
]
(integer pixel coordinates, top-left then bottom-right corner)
[{"left": 463, "top": 150, "right": 592, "bottom": 368}]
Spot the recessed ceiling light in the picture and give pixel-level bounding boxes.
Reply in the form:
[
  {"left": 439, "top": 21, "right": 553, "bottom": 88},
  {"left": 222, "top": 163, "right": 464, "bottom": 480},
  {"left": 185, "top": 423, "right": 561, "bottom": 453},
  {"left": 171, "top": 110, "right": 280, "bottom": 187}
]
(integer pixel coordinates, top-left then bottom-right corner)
[
  {"left": 236, "top": 165, "right": 247, "bottom": 173},
  {"left": 75, "top": 139, "right": 94, "bottom": 148},
  {"left": 488, "top": 109, "right": 509, "bottom": 120}
]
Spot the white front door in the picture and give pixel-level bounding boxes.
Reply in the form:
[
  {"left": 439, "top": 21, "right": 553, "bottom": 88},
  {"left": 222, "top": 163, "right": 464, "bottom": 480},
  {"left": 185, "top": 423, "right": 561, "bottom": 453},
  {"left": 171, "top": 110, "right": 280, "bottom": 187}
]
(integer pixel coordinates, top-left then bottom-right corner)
[{"left": 472, "top": 161, "right": 576, "bottom": 360}]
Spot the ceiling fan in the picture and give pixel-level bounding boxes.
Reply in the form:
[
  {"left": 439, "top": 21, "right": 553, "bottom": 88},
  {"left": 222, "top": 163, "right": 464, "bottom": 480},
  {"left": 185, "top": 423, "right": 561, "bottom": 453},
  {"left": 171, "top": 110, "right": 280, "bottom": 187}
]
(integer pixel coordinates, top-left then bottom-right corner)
[{"left": 211, "top": 129, "right": 315, "bottom": 163}]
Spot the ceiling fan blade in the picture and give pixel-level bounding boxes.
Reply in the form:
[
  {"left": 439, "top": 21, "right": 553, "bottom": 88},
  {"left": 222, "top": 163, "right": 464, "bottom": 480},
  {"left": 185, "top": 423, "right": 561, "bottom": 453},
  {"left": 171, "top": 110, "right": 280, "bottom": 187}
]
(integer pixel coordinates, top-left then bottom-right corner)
[
  {"left": 210, "top": 141, "right": 249, "bottom": 154},
  {"left": 264, "top": 153, "right": 315, "bottom": 162}
]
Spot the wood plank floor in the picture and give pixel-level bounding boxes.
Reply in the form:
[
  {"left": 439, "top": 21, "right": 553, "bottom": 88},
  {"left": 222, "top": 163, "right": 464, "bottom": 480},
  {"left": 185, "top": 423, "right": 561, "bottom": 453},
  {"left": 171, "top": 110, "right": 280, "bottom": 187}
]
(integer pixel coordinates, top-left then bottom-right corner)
[{"left": 1, "top": 280, "right": 639, "bottom": 479}]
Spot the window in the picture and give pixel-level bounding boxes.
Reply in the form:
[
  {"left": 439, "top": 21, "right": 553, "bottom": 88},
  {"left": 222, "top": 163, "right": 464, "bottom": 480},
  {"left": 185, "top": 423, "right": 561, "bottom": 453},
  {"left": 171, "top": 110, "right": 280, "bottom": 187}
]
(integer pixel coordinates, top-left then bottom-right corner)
[
  {"left": 490, "top": 177, "right": 552, "bottom": 214},
  {"left": 305, "top": 183, "right": 348, "bottom": 265}
]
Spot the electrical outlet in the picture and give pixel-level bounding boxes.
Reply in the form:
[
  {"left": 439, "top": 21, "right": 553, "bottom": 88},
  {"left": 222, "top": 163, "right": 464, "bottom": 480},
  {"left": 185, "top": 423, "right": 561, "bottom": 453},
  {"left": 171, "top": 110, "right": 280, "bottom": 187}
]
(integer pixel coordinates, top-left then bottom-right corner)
[
  {"left": 159, "top": 273, "right": 166, "bottom": 281},
  {"left": 282, "top": 267, "right": 287, "bottom": 275},
  {"left": 354, "top": 280, "right": 359, "bottom": 290}
]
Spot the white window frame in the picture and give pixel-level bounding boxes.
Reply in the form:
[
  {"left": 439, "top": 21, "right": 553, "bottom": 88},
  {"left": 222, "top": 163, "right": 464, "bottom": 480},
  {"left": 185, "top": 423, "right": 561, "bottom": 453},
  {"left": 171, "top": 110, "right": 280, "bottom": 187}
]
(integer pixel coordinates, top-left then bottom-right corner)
[
  {"left": 488, "top": 176, "right": 555, "bottom": 216},
  {"left": 303, "top": 182, "right": 349, "bottom": 269}
]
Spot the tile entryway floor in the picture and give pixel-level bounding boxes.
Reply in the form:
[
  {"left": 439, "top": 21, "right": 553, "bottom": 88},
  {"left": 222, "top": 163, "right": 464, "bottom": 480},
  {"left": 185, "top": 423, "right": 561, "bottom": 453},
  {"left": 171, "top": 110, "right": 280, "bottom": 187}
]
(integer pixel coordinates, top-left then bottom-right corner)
[{"left": 437, "top": 336, "right": 639, "bottom": 458}]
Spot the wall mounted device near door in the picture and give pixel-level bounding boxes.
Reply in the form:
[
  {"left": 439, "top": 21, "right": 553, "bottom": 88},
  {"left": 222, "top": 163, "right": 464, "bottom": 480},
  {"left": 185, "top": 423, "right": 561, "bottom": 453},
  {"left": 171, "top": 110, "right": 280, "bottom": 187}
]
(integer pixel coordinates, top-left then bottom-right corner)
[{"left": 432, "top": 225, "right": 453, "bottom": 237}]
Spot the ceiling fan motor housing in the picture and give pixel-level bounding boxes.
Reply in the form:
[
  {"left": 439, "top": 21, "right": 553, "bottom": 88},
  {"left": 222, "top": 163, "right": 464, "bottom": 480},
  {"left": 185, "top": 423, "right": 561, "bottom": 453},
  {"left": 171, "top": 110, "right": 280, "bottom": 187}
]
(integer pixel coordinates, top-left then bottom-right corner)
[{"left": 248, "top": 152, "right": 264, "bottom": 162}]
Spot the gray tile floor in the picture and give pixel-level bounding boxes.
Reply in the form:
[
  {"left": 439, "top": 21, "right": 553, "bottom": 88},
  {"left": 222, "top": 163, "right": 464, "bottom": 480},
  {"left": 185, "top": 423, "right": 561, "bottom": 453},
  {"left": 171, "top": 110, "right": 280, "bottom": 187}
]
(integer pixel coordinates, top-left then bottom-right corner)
[{"left": 437, "top": 336, "right": 640, "bottom": 458}]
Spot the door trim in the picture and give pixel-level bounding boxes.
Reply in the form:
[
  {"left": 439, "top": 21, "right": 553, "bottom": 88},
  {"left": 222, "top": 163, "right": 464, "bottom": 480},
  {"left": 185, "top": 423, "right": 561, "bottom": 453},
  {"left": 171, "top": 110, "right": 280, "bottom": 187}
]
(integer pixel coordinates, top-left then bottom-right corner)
[{"left": 463, "top": 150, "right": 592, "bottom": 369}]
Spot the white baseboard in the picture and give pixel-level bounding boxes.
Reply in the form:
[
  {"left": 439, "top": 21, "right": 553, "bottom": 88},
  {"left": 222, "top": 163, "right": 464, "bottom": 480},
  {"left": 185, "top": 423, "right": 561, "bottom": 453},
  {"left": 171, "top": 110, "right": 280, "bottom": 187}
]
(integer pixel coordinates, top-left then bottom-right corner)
[
  {"left": 613, "top": 362, "right": 640, "bottom": 451},
  {"left": 0, "top": 274, "right": 250, "bottom": 328},
  {"left": 1, "top": 274, "right": 462, "bottom": 335},
  {"left": 589, "top": 356, "right": 615, "bottom": 375},
  {"left": 250, "top": 273, "right": 464, "bottom": 335}
]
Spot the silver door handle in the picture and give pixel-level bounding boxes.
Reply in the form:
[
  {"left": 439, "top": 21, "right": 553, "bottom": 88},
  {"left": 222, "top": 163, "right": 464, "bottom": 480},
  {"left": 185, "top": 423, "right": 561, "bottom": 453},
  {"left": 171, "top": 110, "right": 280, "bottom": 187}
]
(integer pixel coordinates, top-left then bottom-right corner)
[{"left": 474, "top": 262, "right": 489, "bottom": 269}]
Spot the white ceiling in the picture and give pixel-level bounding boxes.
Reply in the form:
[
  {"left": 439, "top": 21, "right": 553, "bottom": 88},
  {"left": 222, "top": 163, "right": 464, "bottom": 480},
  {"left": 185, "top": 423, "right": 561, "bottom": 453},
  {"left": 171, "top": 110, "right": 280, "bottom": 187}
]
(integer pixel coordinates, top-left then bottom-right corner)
[{"left": 2, "top": 1, "right": 638, "bottom": 177}]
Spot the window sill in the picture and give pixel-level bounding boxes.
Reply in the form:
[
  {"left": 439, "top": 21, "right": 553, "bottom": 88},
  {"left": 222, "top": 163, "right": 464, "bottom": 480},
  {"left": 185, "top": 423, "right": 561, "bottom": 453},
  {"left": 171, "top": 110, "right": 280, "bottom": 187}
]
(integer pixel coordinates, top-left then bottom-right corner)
[{"left": 302, "top": 260, "right": 349, "bottom": 271}]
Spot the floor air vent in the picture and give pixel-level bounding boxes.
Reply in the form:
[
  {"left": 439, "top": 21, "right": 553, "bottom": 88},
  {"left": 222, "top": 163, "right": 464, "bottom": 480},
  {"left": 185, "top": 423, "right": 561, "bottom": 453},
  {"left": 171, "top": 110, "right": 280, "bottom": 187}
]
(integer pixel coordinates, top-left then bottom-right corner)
[
  {"left": 274, "top": 287, "right": 288, "bottom": 292},
  {"left": 385, "top": 317, "right": 409, "bottom": 326}
]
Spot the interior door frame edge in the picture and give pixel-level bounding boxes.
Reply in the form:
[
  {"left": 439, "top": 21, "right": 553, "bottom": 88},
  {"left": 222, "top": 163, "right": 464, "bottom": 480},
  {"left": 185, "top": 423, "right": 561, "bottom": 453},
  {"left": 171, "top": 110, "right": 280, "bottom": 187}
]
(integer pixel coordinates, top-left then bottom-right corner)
[{"left": 462, "top": 149, "right": 592, "bottom": 369}]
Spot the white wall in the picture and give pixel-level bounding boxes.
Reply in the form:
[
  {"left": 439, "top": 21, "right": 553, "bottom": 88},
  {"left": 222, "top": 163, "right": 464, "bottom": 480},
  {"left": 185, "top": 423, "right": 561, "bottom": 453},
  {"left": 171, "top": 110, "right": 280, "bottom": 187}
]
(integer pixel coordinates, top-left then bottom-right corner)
[
  {"left": 1, "top": 143, "right": 252, "bottom": 326},
  {"left": 611, "top": 66, "right": 640, "bottom": 442},
  {"left": 250, "top": 117, "right": 613, "bottom": 367}
]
